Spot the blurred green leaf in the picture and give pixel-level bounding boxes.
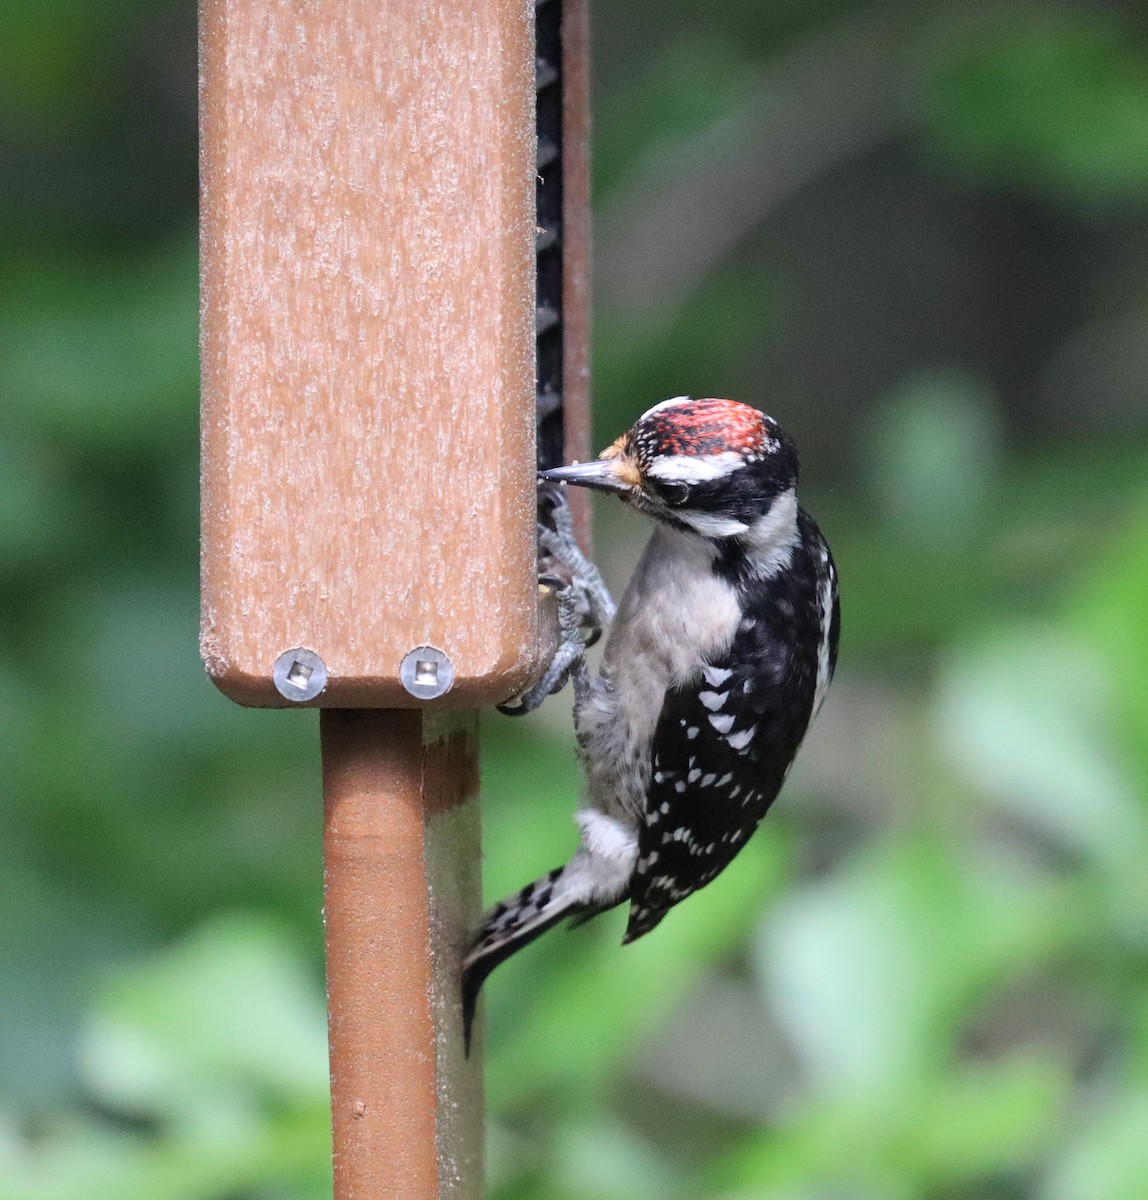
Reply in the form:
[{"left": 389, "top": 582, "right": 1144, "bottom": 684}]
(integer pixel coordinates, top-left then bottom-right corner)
[
  {"left": 865, "top": 369, "right": 1002, "bottom": 541},
  {"left": 0, "top": 435, "right": 82, "bottom": 570},
  {"left": 593, "top": 37, "right": 755, "bottom": 203},
  {"left": 1046, "top": 1089, "right": 1148, "bottom": 1200},
  {"left": 0, "top": 238, "right": 198, "bottom": 452},
  {"left": 914, "top": 1054, "right": 1068, "bottom": 1180},
  {"left": 0, "top": 1104, "right": 332, "bottom": 1200},
  {"left": 0, "top": 0, "right": 141, "bottom": 126},
  {"left": 0, "top": 915, "right": 331, "bottom": 1200},
  {"left": 81, "top": 913, "right": 328, "bottom": 1123},
  {"left": 1069, "top": 503, "right": 1148, "bottom": 788},
  {"left": 935, "top": 626, "right": 1148, "bottom": 922},
  {"left": 548, "top": 1119, "right": 684, "bottom": 1200},
  {"left": 756, "top": 839, "right": 1070, "bottom": 1105},
  {"left": 75, "top": 575, "right": 237, "bottom": 754},
  {"left": 593, "top": 268, "right": 776, "bottom": 441},
  {"left": 0, "top": 863, "right": 145, "bottom": 1111},
  {"left": 924, "top": 14, "right": 1148, "bottom": 205}
]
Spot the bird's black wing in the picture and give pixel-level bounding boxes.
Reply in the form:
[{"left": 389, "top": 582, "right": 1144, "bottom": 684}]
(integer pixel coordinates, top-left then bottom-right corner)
[{"left": 625, "top": 518, "right": 836, "bottom": 942}]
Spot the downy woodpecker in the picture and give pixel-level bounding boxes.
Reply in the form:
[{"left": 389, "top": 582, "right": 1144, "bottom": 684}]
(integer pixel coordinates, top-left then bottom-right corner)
[{"left": 463, "top": 397, "right": 839, "bottom": 1046}]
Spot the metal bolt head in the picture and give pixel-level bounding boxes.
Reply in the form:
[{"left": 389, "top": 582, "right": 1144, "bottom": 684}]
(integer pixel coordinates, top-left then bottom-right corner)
[
  {"left": 400, "top": 645, "right": 454, "bottom": 700},
  {"left": 272, "top": 647, "right": 328, "bottom": 702}
]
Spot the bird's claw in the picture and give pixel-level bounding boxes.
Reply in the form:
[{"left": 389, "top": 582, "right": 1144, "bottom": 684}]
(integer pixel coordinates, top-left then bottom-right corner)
[
  {"left": 496, "top": 486, "right": 613, "bottom": 716},
  {"left": 537, "top": 485, "right": 616, "bottom": 635}
]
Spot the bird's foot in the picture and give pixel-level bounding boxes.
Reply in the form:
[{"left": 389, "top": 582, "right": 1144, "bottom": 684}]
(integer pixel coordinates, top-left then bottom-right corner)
[
  {"left": 537, "top": 483, "right": 616, "bottom": 640},
  {"left": 496, "top": 487, "right": 613, "bottom": 717}
]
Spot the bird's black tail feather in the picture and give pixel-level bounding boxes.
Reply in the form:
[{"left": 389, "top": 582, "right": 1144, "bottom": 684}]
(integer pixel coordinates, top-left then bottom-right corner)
[
  {"left": 461, "top": 852, "right": 637, "bottom": 1054},
  {"left": 462, "top": 865, "right": 578, "bottom": 1054}
]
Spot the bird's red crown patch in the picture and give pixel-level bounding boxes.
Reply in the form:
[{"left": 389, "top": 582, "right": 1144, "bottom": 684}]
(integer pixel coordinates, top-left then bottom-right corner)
[{"left": 630, "top": 397, "right": 772, "bottom": 465}]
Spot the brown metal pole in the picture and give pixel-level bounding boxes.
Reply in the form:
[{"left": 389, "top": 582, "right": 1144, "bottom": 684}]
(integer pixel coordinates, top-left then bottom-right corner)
[
  {"left": 322, "top": 710, "right": 483, "bottom": 1199},
  {"left": 200, "top": 0, "right": 591, "bottom": 1193}
]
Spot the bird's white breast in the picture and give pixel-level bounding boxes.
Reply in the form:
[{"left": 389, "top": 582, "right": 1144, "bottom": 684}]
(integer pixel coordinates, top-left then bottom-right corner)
[{"left": 577, "top": 526, "right": 742, "bottom": 818}]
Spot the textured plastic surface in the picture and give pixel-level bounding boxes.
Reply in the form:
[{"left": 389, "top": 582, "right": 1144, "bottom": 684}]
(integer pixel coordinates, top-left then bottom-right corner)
[{"left": 200, "top": 0, "right": 541, "bottom": 707}]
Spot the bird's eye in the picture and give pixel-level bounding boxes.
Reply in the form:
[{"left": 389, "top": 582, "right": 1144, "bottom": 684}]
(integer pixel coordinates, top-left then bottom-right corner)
[{"left": 657, "top": 481, "right": 691, "bottom": 507}]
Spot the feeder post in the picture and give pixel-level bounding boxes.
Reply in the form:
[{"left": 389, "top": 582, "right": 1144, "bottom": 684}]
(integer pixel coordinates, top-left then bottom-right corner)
[{"left": 199, "top": 0, "right": 590, "bottom": 1196}]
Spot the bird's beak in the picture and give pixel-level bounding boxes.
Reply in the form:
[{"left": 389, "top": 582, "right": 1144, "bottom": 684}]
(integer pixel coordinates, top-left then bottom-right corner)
[{"left": 539, "top": 460, "right": 634, "bottom": 494}]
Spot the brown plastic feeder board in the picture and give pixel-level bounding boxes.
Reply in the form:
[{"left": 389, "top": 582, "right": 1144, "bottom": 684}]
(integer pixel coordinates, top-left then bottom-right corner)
[{"left": 199, "top": 0, "right": 590, "bottom": 1194}]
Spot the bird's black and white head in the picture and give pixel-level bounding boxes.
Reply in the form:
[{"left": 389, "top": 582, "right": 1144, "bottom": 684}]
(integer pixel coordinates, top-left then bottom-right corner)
[{"left": 542, "top": 397, "right": 800, "bottom": 547}]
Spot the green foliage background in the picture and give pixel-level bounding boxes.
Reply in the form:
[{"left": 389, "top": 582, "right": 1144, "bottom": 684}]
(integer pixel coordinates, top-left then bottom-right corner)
[{"left": 3, "top": 2, "right": 1148, "bottom": 1197}]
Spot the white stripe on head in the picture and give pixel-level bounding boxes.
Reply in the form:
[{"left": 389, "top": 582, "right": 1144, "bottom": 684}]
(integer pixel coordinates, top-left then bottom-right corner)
[
  {"left": 677, "top": 510, "right": 750, "bottom": 538},
  {"left": 647, "top": 451, "right": 743, "bottom": 483},
  {"left": 741, "top": 487, "right": 799, "bottom": 575},
  {"left": 638, "top": 395, "right": 692, "bottom": 421},
  {"left": 674, "top": 485, "right": 799, "bottom": 549}
]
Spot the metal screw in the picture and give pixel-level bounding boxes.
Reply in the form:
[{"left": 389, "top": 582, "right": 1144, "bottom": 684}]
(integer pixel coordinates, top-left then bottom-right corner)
[
  {"left": 272, "top": 647, "right": 328, "bottom": 702},
  {"left": 400, "top": 645, "right": 454, "bottom": 700}
]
